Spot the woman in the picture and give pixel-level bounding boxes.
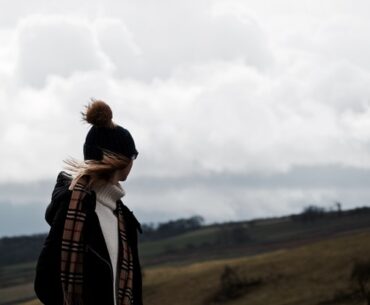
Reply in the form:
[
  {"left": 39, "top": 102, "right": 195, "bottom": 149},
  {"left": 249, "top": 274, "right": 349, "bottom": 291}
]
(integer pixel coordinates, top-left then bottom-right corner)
[{"left": 34, "top": 100, "right": 143, "bottom": 305}]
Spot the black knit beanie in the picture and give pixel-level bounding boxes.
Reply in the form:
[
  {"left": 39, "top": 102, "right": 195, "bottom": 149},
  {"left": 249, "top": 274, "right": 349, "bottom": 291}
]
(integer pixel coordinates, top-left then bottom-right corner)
[{"left": 82, "top": 100, "right": 138, "bottom": 161}]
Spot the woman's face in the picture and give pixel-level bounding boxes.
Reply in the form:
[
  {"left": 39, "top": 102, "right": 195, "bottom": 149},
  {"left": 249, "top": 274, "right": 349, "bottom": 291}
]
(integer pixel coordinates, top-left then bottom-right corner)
[{"left": 116, "top": 160, "right": 134, "bottom": 182}]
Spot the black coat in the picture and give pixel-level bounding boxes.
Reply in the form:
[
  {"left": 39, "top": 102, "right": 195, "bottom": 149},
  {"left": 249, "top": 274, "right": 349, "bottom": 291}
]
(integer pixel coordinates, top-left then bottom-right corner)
[{"left": 34, "top": 172, "right": 143, "bottom": 305}]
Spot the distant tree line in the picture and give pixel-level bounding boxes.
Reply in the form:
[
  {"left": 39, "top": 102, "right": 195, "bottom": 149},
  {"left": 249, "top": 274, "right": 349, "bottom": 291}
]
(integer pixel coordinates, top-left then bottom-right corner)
[
  {"left": 140, "top": 215, "right": 205, "bottom": 241},
  {"left": 2, "top": 205, "right": 370, "bottom": 266},
  {"left": 292, "top": 205, "right": 328, "bottom": 223},
  {"left": 290, "top": 203, "right": 370, "bottom": 223},
  {"left": 0, "top": 234, "right": 45, "bottom": 267}
]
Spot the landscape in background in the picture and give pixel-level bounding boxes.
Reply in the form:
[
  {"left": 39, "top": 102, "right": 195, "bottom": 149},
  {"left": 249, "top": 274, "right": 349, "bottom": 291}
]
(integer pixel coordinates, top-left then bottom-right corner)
[
  {"left": 1, "top": 203, "right": 370, "bottom": 305},
  {"left": 1, "top": 1, "right": 370, "bottom": 305}
]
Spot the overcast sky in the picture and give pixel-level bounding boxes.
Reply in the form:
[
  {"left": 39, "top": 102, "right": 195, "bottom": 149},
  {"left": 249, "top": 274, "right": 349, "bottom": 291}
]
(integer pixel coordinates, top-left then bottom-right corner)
[{"left": 1, "top": 0, "right": 370, "bottom": 237}]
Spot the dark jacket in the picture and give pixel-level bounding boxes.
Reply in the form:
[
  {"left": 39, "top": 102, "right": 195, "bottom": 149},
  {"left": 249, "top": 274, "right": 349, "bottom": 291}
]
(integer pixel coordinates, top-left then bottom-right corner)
[{"left": 34, "top": 171, "right": 143, "bottom": 305}]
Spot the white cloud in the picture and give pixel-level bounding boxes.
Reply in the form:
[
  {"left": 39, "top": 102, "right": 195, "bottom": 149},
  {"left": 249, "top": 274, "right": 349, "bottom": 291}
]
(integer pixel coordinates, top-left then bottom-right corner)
[
  {"left": 93, "top": 4, "right": 273, "bottom": 80},
  {"left": 1, "top": 10, "right": 370, "bottom": 180}
]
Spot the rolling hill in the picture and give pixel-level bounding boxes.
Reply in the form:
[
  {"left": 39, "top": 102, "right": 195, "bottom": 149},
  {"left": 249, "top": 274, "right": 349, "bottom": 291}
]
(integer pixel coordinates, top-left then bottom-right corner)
[{"left": 1, "top": 206, "right": 370, "bottom": 305}]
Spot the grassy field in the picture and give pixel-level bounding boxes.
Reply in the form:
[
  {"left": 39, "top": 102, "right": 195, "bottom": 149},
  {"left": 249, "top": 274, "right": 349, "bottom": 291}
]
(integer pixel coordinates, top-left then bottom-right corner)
[
  {"left": 140, "top": 226, "right": 221, "bottom": 258},
  {"left": 11, "top": 229, "right": 370, "bottom": 305},
  {"left": 0, "top": 261, "right": 36, "bottom": 305},
  {"left": 140, "top": 230, "right": 369, "bottom": 305}
]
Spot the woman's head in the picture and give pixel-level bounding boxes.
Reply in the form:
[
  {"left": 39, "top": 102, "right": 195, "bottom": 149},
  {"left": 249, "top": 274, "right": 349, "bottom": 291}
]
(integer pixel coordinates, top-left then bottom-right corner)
[
  {"left": 82, "top": 100, "right": 138, "bottom": 161},
  {"left": 65, "top": 99, "right": 138, "bottom": 188}
]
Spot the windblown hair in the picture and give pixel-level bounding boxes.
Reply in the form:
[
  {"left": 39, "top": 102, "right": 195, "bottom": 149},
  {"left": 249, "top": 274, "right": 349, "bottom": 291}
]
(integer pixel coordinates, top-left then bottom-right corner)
[{"left": 64, "top": 151, "right": 132, "bottom": 190}]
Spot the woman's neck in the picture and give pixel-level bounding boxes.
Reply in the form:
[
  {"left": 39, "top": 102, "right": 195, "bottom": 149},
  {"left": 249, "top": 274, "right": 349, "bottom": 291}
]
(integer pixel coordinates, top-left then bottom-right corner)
[{"left": 93, "top": 182, "right": 125, "bottom": 205}]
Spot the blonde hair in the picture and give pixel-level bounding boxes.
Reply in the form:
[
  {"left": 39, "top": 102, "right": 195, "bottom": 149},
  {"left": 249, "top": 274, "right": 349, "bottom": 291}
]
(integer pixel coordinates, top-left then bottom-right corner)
[{"left": 64, "top": 151, "right": 132, "bottom": 190}]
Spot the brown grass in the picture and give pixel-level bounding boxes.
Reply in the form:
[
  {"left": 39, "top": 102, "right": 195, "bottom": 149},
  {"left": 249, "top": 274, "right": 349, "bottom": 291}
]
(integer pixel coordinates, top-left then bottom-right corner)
[
  {"left": 18, "top": 230, "right": 370, "bottom": 305},
  {"left": 142, "top": 230, "right": 370, "bottom": 305}
]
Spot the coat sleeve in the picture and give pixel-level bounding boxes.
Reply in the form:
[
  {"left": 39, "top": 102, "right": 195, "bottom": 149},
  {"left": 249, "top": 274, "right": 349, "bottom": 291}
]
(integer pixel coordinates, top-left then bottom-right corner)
[{"left": 34, "top": 197, "right": 70, "bottom": 305}]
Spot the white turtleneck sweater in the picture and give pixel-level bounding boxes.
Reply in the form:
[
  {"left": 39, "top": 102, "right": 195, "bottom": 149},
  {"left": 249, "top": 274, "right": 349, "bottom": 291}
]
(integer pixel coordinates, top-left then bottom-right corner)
[{"left": 93, "top": 182, "right": 125, "bottom": 305}]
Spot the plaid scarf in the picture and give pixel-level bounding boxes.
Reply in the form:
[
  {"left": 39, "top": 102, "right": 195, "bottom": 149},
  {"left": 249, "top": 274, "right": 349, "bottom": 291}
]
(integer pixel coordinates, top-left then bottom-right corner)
[{"left": 61, "top": 177, "right": 134, "bottom": 305}]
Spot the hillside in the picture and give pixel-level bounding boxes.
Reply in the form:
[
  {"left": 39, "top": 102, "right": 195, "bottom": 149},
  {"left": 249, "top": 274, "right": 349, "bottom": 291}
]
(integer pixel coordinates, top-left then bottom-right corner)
[
  {"left": 1, "top": 206, "right": 370, "bottom": 305},
  {"left": 11, "top": 229, "right": 370, "bottom": 305},
  {"left": 2, "top": 206, "right": 370, "bottom": 268},
  {"left": 139, "top": 230, "right": 370, "bottom": 305},
  {"left": 138, "top": 207, "right": 370, "bottom": 266}
]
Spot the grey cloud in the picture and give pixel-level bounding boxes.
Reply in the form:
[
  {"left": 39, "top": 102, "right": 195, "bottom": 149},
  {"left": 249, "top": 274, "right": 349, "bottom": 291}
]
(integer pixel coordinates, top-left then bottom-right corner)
[
  {"left": 3, "top": 164, "right": 370, "bottom": 204},
  {"left": 14, "top": 17, "right": 109, "bottom": 87},
  {"left": 127, "top": 164, "right": 370, "bottom": 190},
  {"left": 1, "top": 164, "right": 370, "bottom": 236},
  {"left": 0, "top": 178, "right": 53, "bottom": 204}
]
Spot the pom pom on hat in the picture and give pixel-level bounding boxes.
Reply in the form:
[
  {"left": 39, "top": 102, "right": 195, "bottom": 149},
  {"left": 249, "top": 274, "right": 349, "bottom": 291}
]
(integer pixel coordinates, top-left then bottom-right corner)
[{"left": 82, "top": 100, "right": 114, "bottom": 128}]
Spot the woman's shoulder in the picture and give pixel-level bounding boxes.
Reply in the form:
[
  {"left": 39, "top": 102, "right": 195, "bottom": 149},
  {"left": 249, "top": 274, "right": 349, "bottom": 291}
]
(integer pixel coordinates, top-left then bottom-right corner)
[
  {"left": 45, "top": 172, "right": 96, "bottom": 226},
  {"left": 44, "top": 171, "right": 72, "bottom": 225}
]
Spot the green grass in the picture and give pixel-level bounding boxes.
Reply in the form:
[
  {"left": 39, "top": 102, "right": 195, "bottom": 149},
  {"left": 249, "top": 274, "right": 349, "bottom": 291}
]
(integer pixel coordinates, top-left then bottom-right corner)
[
  {"left": 138, "top": 212, "right": 370, "bottom": 265},
  {"left": 0, "top": 261, "right": 36, "bottom": 288},
  {"left": 140, "top": 227, "right": 220, "bottom": 258}
]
